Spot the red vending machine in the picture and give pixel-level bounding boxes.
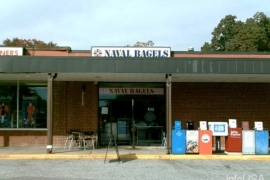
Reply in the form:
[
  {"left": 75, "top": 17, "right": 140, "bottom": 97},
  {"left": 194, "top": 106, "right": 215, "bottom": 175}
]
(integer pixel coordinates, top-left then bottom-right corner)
[
  {"left": 225, "top": 128, "right": 242, "bottom": 152},
  {"left": 199, "top": 130, "right": 212, "bottom": 155}
]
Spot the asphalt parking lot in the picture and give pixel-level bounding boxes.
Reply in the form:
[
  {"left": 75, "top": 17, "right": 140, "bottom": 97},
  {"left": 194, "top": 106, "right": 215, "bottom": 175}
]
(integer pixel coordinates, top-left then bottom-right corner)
[{"left": 1, "top": 159, "right": 270, "bottom": 180}]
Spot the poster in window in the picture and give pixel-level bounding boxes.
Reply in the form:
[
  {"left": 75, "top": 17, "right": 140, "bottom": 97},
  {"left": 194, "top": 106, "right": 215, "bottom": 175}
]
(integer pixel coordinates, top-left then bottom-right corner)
[
  {"left": 22, "top": 101, "right": 36, "bottom": 126},
  {"left": 101, "top": 107, "right": 108, "bottom": 115},
  {"left": 0, "top": 101, "right": 10, "bottom": 127}
]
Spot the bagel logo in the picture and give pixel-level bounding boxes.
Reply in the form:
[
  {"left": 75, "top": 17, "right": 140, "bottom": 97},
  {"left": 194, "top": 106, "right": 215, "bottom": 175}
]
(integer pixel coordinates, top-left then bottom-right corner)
[
  {"left": 93, "top": 49, "right": 103, "bottom": 56},
  {"left": 201, "top": 134, "right": 210, "bottom": 143}
]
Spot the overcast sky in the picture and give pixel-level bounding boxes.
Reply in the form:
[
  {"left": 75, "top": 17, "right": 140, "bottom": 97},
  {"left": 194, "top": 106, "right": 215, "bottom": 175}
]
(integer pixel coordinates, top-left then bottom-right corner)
[{"left": 1, "top": 0, "right": 269, "bottom": 51}]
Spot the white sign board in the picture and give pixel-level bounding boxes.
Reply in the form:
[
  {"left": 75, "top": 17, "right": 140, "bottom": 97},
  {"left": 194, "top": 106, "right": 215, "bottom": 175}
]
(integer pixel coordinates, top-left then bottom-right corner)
[
  {"left": 229, "top": 119, "right": 237, "bottom": 128},
  {"left": 91, "top": 46, "right": 171, "bottom": 57},
  {"left": 254, "top": 122, "right": 263, "bottom": 130},
  {"left": 0, "top": 47, "right": 23, "bottom": 56},
  {"left": 208, "top": 122, "right": 228, "bottom": 136},
  {"left": 199, "top": 121, "right": 207, "bottom": 130}
]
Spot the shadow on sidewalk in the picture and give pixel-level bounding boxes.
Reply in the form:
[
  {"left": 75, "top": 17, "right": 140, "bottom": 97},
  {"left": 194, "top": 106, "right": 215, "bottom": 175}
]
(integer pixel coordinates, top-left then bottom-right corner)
[{"left": 107, "top": 153, "right": 138, "bottom": 164}]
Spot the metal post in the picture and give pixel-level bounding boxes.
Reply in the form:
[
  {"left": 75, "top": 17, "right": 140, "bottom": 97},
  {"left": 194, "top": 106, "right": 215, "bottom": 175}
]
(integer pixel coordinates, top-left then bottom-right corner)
[
  {"left": 168, "top": 74, "right": 172, "bottom": 154},
  {"left": 166, "top": 74, "right": 172, "bottom": 154},
  {"left": 132, "top": 99, "right": 135, "bottom": 148},
  {"left": 215, "top": 136, "right": 221, "bottom": 153},
  {"left": 47, "top": 74, "right": 52, "bottom": 153},
  {"left": 47, "top": 73, "right": 57, "bottom": 154}
]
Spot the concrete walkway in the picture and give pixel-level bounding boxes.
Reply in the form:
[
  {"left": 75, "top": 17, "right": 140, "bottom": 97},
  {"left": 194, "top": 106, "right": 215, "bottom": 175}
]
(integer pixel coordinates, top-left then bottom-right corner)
[{"left": 0, "top": 145, "right": 270, "bottom": 160}]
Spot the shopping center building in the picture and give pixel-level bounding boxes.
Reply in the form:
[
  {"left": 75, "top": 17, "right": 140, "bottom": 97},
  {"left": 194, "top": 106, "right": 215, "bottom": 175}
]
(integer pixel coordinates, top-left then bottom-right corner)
[{"left": 0, "top": 46, "right": 270, "bottom": 152}]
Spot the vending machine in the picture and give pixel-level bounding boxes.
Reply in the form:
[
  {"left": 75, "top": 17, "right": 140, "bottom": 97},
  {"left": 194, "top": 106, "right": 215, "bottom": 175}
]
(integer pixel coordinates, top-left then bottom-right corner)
[
  {"left": 255, "top": 130, "right": 269, "bottom": 155},
  {"left": 225, "top": 128, "right": 242, "bottom": 152},
  {"left": 199, "top": 130, "right": 213, "bottom": 155},
  {"left": 186, "top": 130, "right": 199, "bottom": 153},
  {"left": 172, "top": 121, "right": 186, "bottom": 154},
  {"left": 242, "top": 130, "right": 255, "bottom": 154}
]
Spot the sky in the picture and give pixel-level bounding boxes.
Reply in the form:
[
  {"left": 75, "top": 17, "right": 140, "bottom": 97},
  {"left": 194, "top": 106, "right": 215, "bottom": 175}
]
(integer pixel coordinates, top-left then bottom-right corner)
[{"left": 1, "top": 0, "right": 269, "bottom": 51}]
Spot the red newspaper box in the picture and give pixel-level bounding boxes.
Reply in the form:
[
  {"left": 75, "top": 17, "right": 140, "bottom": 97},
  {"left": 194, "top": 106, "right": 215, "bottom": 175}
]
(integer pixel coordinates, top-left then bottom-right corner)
[
  {"left": 199, "top": 130, "right": 212, "bottom": 155},
  {"left": 225, "top": 128, "right": 242, "bottom": 152}
]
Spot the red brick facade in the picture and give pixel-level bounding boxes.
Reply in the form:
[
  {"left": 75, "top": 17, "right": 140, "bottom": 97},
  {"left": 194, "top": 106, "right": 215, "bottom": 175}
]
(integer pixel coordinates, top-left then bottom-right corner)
[
  {"left": 52, "top": 81, "right": 98, "bottom": 146},
  {"left": 1, "top": 81, "right": 268, "bottom": 148},
  {"left": 172, "top": 82, "right": 270, "bottom": 130},
  {"left": 1, "top": 48, "right": 270, "bottom": 148},
  {"left": 0, "top": 81, "right": 98, "bottom": 147}
]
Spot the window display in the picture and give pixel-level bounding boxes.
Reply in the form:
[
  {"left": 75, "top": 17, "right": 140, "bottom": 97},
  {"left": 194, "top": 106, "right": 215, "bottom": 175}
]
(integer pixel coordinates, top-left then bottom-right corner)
[{"left": 0, "top": 81, "right": 47, "bottom": 129}]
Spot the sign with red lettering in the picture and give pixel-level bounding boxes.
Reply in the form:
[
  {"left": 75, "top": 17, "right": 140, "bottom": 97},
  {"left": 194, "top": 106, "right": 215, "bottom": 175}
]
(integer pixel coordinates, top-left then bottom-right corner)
[{"left": 0, "top": 47, "right": 23, "bottom": 56}]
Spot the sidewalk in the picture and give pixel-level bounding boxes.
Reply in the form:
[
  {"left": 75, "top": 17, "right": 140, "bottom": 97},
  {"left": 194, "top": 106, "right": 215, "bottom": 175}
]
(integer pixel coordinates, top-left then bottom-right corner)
[{"left": 0, "top": 145, "right": 270, "bottom": 160}]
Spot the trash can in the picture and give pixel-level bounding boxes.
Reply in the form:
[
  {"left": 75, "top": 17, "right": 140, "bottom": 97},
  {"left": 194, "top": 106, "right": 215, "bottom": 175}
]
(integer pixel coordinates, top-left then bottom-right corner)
[
  {"left": 172, "top": 129, "right": 186, "bottom": 154},
  {"left": 187, "top": 121, "right": 194, "bottom": 130},
  {"left": 255, "top": 130, "right": 269, "bottom": 155},
  {"left": 242, "top": 130, "right": 255, "bottom": 154}
]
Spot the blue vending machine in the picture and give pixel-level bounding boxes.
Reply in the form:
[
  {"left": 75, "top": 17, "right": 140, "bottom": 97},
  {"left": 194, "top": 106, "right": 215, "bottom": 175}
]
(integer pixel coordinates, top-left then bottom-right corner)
[
  {"left": 255, "top": 130, "right": 269, "bottom": 155},
  {"left": 172, "top": 121, "right": 186, "bottom": 154}
]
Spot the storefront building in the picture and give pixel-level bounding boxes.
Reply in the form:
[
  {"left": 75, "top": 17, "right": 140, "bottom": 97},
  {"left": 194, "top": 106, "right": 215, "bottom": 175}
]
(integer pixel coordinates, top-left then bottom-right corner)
[{"left": 0, "top": 46, "right": 270, "bottom": 152}]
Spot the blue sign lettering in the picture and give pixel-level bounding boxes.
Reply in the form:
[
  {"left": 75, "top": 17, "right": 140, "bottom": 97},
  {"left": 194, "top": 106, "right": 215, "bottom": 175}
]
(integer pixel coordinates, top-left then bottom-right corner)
[
  {"left": 105, "top": 50, "right": 110, "bottom": 57},
  {"left": 163, "top": 50, "right": 168, "bottom": 57},
  {"left": 135, "top": 50, "right": 140, "bottom": 57},
  {"left": 214, "top": 124, "right": 225, "bottom": 132}
]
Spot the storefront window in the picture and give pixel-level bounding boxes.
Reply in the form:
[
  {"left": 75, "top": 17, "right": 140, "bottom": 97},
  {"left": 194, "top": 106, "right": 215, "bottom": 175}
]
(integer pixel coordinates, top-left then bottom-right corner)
[{"left": 0, "top": 81, "right": 47, "bottom": 129}]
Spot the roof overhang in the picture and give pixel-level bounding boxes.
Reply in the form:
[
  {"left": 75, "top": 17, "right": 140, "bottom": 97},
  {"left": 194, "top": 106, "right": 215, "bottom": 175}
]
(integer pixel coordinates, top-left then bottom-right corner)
[{"left": 1, "top": 56, "right": 270, "bottom": 82}]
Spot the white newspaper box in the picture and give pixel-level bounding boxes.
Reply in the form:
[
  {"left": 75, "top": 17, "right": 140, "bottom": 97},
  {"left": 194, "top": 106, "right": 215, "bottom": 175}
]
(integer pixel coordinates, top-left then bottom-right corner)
[
  {"left": 186, "top": 130, "right": 199, "bottom": 153},
  {"left": 242, "top": 130, "right": 255, "bottom": 154}
]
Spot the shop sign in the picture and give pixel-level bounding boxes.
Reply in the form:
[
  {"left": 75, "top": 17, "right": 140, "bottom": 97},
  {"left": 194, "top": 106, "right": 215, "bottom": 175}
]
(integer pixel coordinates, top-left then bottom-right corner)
[
  {"left": 91, "top": 47, "right": 171, "bottom": 57},
  {"left": 99, "top": 88, "right": 164, "bottom": 95},
  {"left": 0, "top": 47, "right": 23, "bottom": 56}
]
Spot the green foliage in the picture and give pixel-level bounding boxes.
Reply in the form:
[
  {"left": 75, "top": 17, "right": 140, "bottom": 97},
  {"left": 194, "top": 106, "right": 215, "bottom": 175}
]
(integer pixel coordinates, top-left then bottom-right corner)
[
  {"left": 201, "top": 12, "right": 270, "bottom": 52},
  {"left": 0, "top": 38, "right": 58, "bottom": 48}
]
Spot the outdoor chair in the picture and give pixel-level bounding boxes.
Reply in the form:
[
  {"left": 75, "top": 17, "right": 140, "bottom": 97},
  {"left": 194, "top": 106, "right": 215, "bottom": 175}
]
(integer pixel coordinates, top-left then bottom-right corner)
[{"left": 64, "top": 129, "right": 81, "bottom": 150}]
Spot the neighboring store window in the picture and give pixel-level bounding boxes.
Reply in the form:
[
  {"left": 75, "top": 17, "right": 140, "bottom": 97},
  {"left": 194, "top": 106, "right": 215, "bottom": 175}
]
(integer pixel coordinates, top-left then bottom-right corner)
[
  {"left": 0, "top": 83, "right": 17, "bottom": 128},
  {"left": 0, "top": 81, "right": 47, "bottom": 129}
]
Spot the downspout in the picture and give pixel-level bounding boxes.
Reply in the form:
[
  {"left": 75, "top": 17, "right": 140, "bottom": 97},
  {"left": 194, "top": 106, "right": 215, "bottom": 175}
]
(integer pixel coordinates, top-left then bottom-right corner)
[
  {"left": 166, "top": 74, "right": 172, "bottom": 154},
  {"left": 47, "top": 73, "right": 57, "bottom": 154}
]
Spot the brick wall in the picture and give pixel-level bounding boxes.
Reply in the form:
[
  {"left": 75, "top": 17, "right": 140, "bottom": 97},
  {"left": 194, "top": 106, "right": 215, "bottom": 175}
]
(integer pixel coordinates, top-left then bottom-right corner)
[
  {"left": 52, "top": 81, "right": 98, "bottom": 146},
  {"left": 0, "top": 81, "right": 98, "bottom": 147},
  {"left": 172, "top": 82, "right": 270, "bottom": 129},
  {"left": 1, "top": 82, "right": 269, "bottom": 148},
  {"left": 0, "top": 131, "right": 46, "bottom": 146},
  {"left": 172, "top": 82, "right": 270, "bottom": 147}
]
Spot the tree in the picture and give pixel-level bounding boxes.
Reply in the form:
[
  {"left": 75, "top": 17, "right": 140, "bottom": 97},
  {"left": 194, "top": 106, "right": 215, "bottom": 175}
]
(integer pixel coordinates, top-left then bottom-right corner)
[
  {"left": 0, "top": 38, "right": 58, "bottom": 48},
  {"left": 201, "top": 12, "right": 270, "bottom": 52},
  {"left": 127, "top": 40, "right": 154, "bottom": 47}
]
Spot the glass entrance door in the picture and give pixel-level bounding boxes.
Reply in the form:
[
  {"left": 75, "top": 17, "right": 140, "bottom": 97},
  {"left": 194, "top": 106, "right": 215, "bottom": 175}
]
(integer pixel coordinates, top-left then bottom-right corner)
[{"left": 99, "top": 83, "right": 166, "bottom": 145}]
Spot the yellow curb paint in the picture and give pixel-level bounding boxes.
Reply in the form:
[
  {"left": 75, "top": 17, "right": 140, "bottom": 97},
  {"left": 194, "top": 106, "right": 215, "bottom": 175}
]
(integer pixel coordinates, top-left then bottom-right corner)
[{"left": 0, "top": 154, "right": 270, "bottom": 160}]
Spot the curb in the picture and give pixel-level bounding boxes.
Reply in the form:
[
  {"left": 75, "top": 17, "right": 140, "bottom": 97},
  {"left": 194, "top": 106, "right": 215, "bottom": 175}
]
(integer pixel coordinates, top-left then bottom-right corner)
[{"left": 1, "top": 154, "right": 270, "bottom": 160}]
